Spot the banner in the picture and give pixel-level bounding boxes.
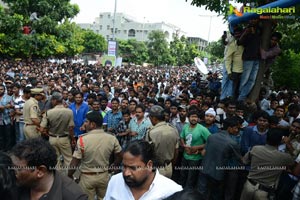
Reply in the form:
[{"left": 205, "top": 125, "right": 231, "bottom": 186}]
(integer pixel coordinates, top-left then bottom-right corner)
[
  {"left": 101, "top": 55, "right": 116, "bottom": 67},
  {"left": 107, "top": 41, "right": 117, "bottom": 56}
]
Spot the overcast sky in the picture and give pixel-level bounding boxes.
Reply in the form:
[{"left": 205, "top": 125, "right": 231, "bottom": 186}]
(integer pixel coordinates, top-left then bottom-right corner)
[{"left": 70, "top": 0, "right": 229, "bottom": 42}]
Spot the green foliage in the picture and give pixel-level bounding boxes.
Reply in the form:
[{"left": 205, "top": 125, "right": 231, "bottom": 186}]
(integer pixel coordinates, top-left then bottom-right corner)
[
  {"left": 169, "top": 35, "right": 207, "bottom": 66},
  {"left": 147, "top": 30, "right": 172, "bottom": 66},
  {"left": 3, "top": 0, "right": 79, "bottom": 24},
  {"left": 272, "top": 50, "right": 300, "bottom": 90},
  {"left": 277, "top": 19, "right": 300, "bottom": 54},
  {"left": 170, "top": 35, "right": 187, "bottom": 66},
  {"left": 205, "top": 40, "right": 224, "bottom": 62},
  {"left": 0, "top": 1, "right": 88, "bottom": 58},
  {"left": 82, "top": 30, "right": 107, "bottom": 53},
  {"left": 189, "top": 0, "right": 274, "bottom": 15},
  {"left": 55, "top": 22, "right": 84, "bottom": 56},
  {"left": 118, "top": 39, "right": 149, "bottom": 65},
  {"left": 0, "top": 12, "right": 23, "bottom": 34}
]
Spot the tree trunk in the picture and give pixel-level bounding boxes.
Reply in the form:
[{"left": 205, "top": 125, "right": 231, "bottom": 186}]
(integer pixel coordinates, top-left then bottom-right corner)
[{"left": 248, "top": 20, "right": 273, "bottom": 102}]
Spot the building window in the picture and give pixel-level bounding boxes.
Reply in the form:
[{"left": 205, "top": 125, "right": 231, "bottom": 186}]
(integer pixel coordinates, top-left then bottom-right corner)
[
  {"left": 124, "top": 30, "right": 127, "bottom": 34},
  {"left": 128, "top": 29, "right": 136, "bottom": 37},
  {"left": 100, "top": 15, "right": 103, "bottom": 18},
  {"left": 100, "top": 25, "right": 102, "bottom": 30},
  {"left": 107, "top": 25, "right": 110, "bottom": 30},
  {"left": 164, "top": 31, "right": 170, "bottom": 38},
  {"left": 108, "top": 14, "right": 111, "bottom": 18}
]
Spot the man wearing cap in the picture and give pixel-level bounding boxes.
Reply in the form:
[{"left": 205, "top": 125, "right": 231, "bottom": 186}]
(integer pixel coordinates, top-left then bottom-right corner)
[
  {"left": 68, "top": 111, "right": 122, "bottom": 200},
  {"left": 40, "top": 92, "right": 75, "bottom": 169},
  {"left": 201, "top": 108, "right": 219, "bottom": 134},
  {"left": 145, "top": 105, "right": 179, "bottom": 178},
  {"left": 23, "top": 88, "right": 44, "bottom": 138}
]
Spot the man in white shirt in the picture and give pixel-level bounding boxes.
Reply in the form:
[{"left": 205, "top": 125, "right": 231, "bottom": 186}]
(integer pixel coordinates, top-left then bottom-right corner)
[{"left": 104, "top": 140, "right": 182, "bottom": 200}]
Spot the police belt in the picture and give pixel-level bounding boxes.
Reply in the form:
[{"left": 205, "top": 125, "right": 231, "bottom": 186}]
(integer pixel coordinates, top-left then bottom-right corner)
[
  {"left": 248, "top": 179, "right": 275, "bottom": 193},
  {"left": 48, "top": 134, "right": 69, "bottom": 138},
  {"left": 81, "top": 171, "right": 106, "bottom": 175}
]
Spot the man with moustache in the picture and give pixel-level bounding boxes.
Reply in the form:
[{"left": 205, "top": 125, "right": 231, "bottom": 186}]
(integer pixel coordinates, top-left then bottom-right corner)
[
  {"left": 104, "top": 140, "right": 182, "bottom": 200},
  {"left": 103, "top": 98, "right": 123, "bottom": 133},
  {"left": 201, "top": 108, "right": 219, "bottom": 134},
  {"left": 11, "top": 138, "right": 88, "bottom": 200},
  {"left": 129, "top": 104, "right": 152, "bottom": 141},
  {"left": 69, "top": 91, "right": 89, "bottom": 138},
  {"left": 171, "top": 105, "right": 189, "bottom": 182},
  {"left": 179, "top": 110, "right": 211, "bottom": 189}
]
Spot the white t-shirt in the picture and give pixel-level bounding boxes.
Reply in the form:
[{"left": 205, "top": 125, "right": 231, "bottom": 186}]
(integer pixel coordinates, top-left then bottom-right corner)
[{"left": 104, "top": 171, "right": 182, "bottom": 200}]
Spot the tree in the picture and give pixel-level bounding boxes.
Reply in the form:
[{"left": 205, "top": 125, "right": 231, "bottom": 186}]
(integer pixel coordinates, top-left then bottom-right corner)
[
  {"left": 118, "top": 39, "right": 149, "bottom": 65},
  {"left": 147, "top": 30, "right": 172, "bottom": 66},
  {"left": 170, "top": 35, "right": 187, "bottom": 66},
  {"left": 277, "top": 18, "right": 300, "bottom": 54},
  {"left": 186, "top": 43, "right": 205, "bottom": 64},
  {"left": 270, "top": 19, "right": 300, "bottom": 91},
  {"left": 82, "top": 29, "right": 107, "bottom": 54},
  {"left": 272, "top": 50, "right": 300, "bottom": 90},
  {"left": 188, "top": 0, "right": 300, "bottom": 101},
  {"left": 205, "top": 39, "right": 224, "bottom": 62},
  {"left": 56, "top": 21, "right": 84, "bottom": 57},
  {"left": 0, "top": 0, "right": 83, "bottom": 58}
]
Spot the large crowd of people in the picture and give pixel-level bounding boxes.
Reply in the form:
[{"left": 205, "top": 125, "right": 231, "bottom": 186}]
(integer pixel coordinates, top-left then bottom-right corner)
[{"left": 0, "top": 20, "right": 300, "bottom": 200}]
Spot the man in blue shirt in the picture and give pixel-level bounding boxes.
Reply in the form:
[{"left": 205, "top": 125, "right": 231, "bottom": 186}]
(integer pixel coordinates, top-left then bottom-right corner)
[
  {"left": 241, "top": 111, "right": 270, "bottom": 155},
  {"left": 69, "top": 91, "right": 89, "bottom": 138},
  {"left": 129, "top": 104, "right": 152, "bottom": 141},
  {"left": 104, "top": 98, "right": 122, "bottom": 134}
]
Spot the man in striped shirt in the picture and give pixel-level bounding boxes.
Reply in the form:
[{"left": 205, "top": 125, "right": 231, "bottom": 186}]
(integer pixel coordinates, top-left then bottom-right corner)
[{"left": 14, "top": 87, "right": 31, "bottom": 143}]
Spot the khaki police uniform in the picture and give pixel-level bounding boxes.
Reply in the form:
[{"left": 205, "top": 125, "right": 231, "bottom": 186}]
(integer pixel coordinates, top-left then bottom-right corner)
[
  {"left": 72, "top": 129, "right": 122, "bottom": 200},
  {"left": 241, "top": 144, "right": 294, "bottom": 200},
  {"left": 23, "top": 96, "right": 42, "bottom": 139},
  {"left": 40, "top": 104, "right": 74, "bottom": 168},
  {"left": 145, "top": 121, "right": 179, "bottom": 178}
]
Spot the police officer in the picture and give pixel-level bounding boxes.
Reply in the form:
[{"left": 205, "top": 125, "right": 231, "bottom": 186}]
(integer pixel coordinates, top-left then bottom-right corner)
[
  {"left": 40, "top": 92, "right": 75, "bottom": 169},
  {"left": 68, "top": 111, "right": 122, "bottom": 200},
  {"left": 23, "top": 88, "right": 44, "bottom": 139},
  {"left": 145, "top": 105, "right": 179, "bottom": 178},
  {"left": 241, "top": 129, "right": 294, "bottom": 200}
]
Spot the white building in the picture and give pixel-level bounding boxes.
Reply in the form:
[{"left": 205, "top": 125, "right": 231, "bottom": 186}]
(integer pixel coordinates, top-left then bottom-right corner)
[
  {"left": 0, "top": 0, "right": 7, "bottom": 8},
  {"left": 78, "top": 12, "right": 186, "bottom": 43},
  {"left": 187, "top": 36, "right": 208, "bottom": 51}
]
